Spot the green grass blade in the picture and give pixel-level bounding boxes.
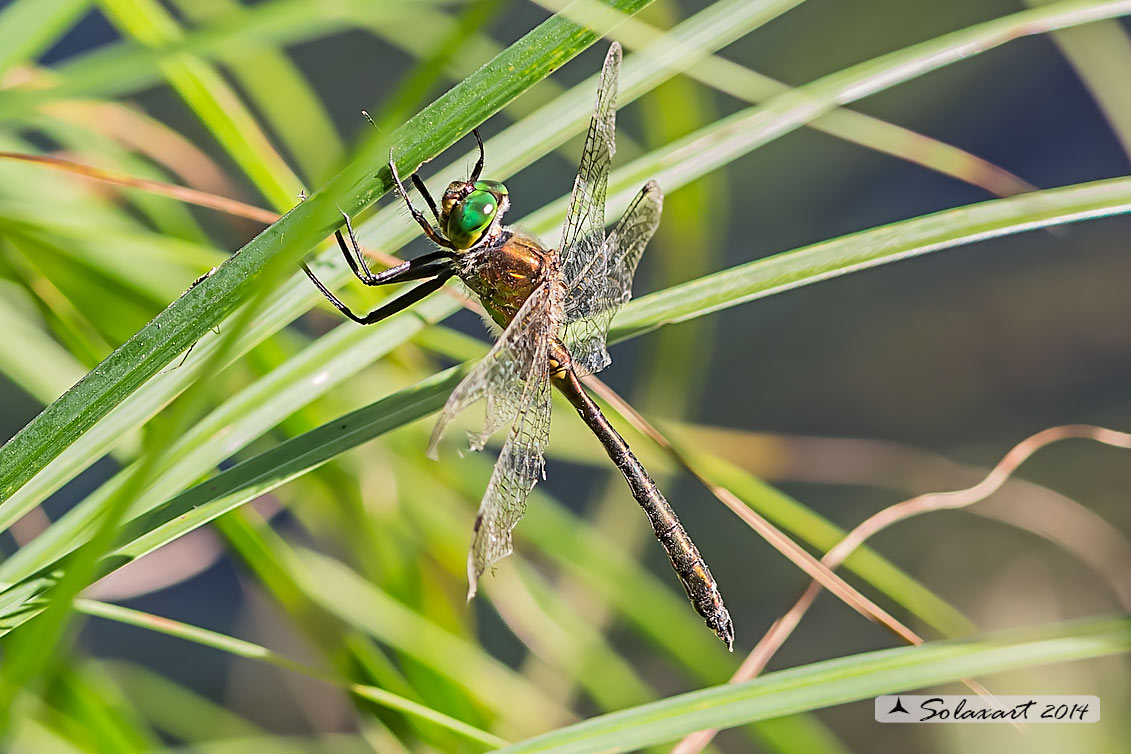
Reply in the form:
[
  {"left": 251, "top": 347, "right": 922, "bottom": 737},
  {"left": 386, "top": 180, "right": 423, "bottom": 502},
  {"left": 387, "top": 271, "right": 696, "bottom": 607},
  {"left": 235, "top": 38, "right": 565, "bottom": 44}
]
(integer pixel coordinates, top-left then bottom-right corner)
[
  {"left": 5, "top": 174, "right": 1130, "bottom": 631},
  {"left": 97, "top": 0, "right": 303, "bottom": 209},
  {"left": 0, "top": 0, "right": 453, "bottom": 122},
  {"left": 491, "top": 616, "right": 1131, "bottom": 753},
  {"left": 76, "top": 600, "right": 508, "bottom": 749},
  {"left": 0, "top": 288, "right": 87, "bottom": 405},
  {"left": 552, "top": 0, "right": 1032, "bottom": 196},
  {"left": 611, "top": 175, "right": 1131, "bottom": 341},
  {"left": 168, "top": 0, "right": 346, "bottom": 184},
  {"left": 0, "top": 0, "right": 91, "bottom": 78},
  {"left": 0, "top": 295, "right": 452, "bottom": 583},
  {"left": 0, "top": 0, "right": 652, "bottom": 508}
]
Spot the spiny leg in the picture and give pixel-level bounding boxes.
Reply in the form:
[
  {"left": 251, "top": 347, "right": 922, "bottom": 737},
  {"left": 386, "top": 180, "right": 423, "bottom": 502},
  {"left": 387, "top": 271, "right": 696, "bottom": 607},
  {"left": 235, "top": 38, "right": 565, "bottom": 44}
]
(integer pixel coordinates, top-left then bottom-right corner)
[
  {"left": 295, "top": 191, "right": 420, "bottom": 287},
  {"left": 328, "top": 214, "right": 453, "bottom": 288},
  {"left": 389, "top": 154, "right": 456, "bottom": 250},
  {"left": 469, "top": 128, "right": 485, "bottom": 182},
  {"left": 336, "top": 209, "right": 377, "bottom": 282},
  {"left": 303, "top": 266, "right": 452, "bottom": 325},
  {"left": 410, "top": 174, "right": 441, "bottom": 224},
  {"left": 303, "top": 240, "right": 453, "bottom": 319}
]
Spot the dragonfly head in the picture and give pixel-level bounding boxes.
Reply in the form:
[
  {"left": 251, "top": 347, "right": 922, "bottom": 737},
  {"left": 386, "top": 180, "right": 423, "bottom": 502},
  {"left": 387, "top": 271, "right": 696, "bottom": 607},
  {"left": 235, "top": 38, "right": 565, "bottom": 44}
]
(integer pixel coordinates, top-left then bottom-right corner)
[{"left": 442, "top": 179, "right": 509, "bottom": 250}]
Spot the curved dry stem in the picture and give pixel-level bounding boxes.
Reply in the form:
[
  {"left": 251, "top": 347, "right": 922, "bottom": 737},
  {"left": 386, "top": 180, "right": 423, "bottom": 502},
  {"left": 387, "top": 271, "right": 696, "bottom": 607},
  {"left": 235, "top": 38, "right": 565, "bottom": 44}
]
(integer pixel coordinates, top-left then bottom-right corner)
[
  {"left": 582, "top": 375, "right": 924, "bottom": 644},
  {"left": 0, "top": 150, "right": 279, "bottom": 224},
  {"left": 672, "top": 424, "right": 1131, "bottom": 754},
  {"left": 43, "top": 100, "right": 244, "bottom": 199},
  {"left": 688, "top": 427, "right": 1131, "bottom": 607},
  {"left": 0, "top": 149, "right": 486, "bottom": 302}
]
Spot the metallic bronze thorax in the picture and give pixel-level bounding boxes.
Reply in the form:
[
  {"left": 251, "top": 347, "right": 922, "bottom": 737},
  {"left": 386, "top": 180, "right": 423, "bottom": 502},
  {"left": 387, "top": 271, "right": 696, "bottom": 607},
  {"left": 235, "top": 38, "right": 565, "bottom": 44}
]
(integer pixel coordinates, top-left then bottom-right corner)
[{"left": 456, "top": 228, "right": 551, "bottom": 327}]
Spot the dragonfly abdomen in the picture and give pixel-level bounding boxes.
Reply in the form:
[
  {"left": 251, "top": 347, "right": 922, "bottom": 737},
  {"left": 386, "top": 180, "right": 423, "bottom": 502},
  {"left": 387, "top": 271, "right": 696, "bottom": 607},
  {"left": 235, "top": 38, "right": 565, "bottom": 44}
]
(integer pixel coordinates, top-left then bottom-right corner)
[{"left": 549, "top": 340, "right": 735, "bottom": 650}]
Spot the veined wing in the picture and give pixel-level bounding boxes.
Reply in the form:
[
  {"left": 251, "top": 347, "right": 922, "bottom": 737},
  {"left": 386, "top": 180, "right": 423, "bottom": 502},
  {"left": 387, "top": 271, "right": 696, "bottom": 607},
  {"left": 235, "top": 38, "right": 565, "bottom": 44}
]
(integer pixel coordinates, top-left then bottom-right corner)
[
  {"left": 562, "top": 180, "right": 662, "bottom": 376},
  {"left": 427, "top": 282, "right": 559, "bottom": 596},
  {"left": 429, "top": 281, "right": 557, "bottom": 454},
  {"left": 465, "top": 376, "right": 550, "bottom": 598},
  {"left": 558, "top": 42, "right": 620, "bottom": 295}
]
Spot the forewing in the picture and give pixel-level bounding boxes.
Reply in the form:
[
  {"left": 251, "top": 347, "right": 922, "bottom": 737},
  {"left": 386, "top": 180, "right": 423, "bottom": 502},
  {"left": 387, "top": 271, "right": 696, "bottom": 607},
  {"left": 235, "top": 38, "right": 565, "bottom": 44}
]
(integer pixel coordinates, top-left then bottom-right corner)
[
  {"left": 428, "top": 282, "right": 555, "bottom": 457},
  {"left": 558, "top": 42, "right": 620, "bottom": 294},
  {"left": 465, "top": 376, "right": 551, "bottom": 598},
  {"left": 562, "top": 180, "right": 662, "bottom": 375}
]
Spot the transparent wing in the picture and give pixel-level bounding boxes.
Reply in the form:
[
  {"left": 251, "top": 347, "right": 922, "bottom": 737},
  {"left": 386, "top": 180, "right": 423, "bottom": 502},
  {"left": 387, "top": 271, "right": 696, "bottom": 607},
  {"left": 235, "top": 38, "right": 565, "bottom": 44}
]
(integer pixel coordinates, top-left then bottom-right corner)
[
  {"left": 558, "top": 42, "right": 620, "bottom": 294},
  {"left": 429, "top": 282, "right": 555, "bottom": 455},
  {"left": 465, "top": 377, "right": 550, "bottom": 598},
  {"left": 427, "top": 282, "right": 558, "bottom": 597},
  {"left": 562, "top": 180, "right": 662, "bottom": 375}
]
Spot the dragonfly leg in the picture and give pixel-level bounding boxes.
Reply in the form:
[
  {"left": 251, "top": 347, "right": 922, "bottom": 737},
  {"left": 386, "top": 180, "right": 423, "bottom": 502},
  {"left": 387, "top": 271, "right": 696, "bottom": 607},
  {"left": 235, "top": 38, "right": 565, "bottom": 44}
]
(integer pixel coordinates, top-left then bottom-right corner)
[
  {"left": 336, "top": 209, "right": 377, "bottom": 281},
  {"left": 333, "top": 210, "right": 452, "bottom": 286},
  {"left": 410, "top": 174, "right": 441, "bottom": 224},
  {"left": 303, "top": 267, "right": 452, "bottom": 325},
  {"left": 469, "top": 128, "right": 485, "bottom": 182},
  {"left": 389, "top": 155, "right": 456, "bottom": 250}
]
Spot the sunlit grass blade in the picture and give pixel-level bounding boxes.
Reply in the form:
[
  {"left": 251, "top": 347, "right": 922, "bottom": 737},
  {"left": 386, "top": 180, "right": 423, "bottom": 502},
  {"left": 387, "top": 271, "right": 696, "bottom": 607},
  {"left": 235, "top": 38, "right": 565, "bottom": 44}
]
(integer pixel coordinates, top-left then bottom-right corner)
[
  {"left": 0, "top": 0, "right": 455, "bottom": 122},
  {"left": 98, "top": 0, "right": 302, "bottom": 209},
  {"left": 0, "top": 199, "right": 222, "bottom": 303},
  {"left": 93, "top": 368, "right": 455, "bottom": 571},
  {"left": 541, "top": 0, "right": 1033, "bottom": 197},
  {"left": 0, "top": 295, "right": 453, "bottom": 586},
  {"left": 21, "top": 112, "right": 213, "bottom": 243},
  {"left": 490, "top": 616, "right": 1131, "bottom": 753},
  {"left": 1025, "top": 0, "right": 1131, "bottom": 159},
  {"left": 611, "top": 175, "right": 1131, "bottom": 340},
  {"left": 0, "top": 0, "right": 652, "bottom": 512},
  {"left": 50, "top": 663, "right": 160, "bottom": 751},
  {"left": 76, "top": 600, "right": 508, "bottom": 749},
  {"left": 0, "top": 0, "right": 90, "bottom": 78},
  {"left": 526, "top": 0, "right": 1131, "bottom": 243},
  {"left": 0, "top": 286, "right": 88, "bottom": 404},
  {"left": 101, "top": 661, "right": 264, "bottom": 743},
  {"left": 168, "top": 0, "right": 345, "bottom": 184},
  {"left": 282, "top": 547, "right": 566, "bottom": 733},
  {"left": 5, "top": 173, "right": 1130, "bottom": 633}
]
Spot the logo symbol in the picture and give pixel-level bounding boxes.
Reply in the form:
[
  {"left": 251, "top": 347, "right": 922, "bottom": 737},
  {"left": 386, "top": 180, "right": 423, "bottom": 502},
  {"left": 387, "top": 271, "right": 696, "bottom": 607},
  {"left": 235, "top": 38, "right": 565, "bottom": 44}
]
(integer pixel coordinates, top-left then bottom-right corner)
[{"left": 888, "top": 697, "right": 910, "bottom": 715}]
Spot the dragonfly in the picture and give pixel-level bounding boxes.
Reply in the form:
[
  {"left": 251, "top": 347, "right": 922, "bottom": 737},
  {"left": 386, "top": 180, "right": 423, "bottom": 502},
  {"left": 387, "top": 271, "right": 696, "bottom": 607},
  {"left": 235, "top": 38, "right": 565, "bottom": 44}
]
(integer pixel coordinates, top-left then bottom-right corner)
[{"left": 303, "top": 43, "right": 733, "bottom": 649}]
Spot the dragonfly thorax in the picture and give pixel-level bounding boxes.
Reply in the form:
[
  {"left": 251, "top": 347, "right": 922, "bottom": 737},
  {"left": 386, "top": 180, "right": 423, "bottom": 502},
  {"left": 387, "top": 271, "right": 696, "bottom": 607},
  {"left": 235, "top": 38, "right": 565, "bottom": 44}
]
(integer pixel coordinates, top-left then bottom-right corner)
[
  {"left": 456, "top": 227, "right": 551, "bottom": 328},
  {"left": 441, "top": 179, "right": 510, "bottom": 250}
]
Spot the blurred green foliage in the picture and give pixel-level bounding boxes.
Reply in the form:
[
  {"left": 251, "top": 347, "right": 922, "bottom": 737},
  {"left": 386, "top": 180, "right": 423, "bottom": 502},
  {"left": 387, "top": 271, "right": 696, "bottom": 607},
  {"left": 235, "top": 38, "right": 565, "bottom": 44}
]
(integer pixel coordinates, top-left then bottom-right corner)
[{"left": 1, "top": 1, "right": 1130, "bottom": 752}]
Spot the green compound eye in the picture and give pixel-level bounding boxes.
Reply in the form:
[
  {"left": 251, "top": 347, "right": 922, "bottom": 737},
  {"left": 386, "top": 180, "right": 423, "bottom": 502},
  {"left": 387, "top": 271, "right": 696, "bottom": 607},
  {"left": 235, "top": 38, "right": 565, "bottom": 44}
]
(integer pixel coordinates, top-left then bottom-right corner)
[
  {"left": 473, "top": 179, "right": 508, "bottom": 196},
  {"left": 447, "top": 189, "right": 501, "bottom": 249}
]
